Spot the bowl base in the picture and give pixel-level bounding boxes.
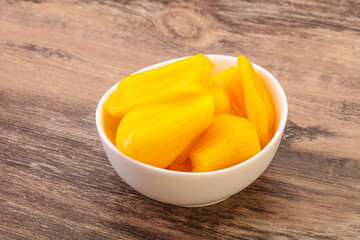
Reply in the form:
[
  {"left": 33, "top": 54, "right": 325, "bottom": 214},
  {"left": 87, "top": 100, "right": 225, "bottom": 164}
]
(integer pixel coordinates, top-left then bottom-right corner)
[{"left": 175, "top": 197, "right": 229, "bottom": 208}]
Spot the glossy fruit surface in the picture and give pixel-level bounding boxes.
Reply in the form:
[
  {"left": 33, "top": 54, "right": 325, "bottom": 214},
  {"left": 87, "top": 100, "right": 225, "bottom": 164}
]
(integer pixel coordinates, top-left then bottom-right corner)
[
  {"left": 116, "top": 93, "right": 214, "bottom": 168},
  {"left": 105, "top": 54, "right": 214, "bottom": 118},
  {"left": 190, "top": 114, "right": 261, "bottom": 172},
  {"left": 237, "top": 55, "right": 275, "bottom": 148},
  {"left": 213, "top": 66, "right": 247, "bottom": 117}
]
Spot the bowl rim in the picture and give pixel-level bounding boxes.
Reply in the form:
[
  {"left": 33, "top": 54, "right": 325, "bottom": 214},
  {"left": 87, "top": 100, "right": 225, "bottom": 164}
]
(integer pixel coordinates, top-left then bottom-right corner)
[{"left": 95, "top": 54, "right": 288, "bottom": 176}]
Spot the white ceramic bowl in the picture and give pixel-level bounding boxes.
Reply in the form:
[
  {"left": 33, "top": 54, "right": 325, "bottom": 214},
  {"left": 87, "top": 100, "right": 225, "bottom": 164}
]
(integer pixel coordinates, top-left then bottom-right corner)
[{"left": 96, "top": 55, "right": 288, "bottom": 207}]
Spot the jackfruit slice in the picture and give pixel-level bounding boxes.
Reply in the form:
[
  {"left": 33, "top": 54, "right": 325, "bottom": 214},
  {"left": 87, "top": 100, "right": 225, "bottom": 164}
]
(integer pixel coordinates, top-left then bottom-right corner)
[
  {"left": 116, "top": 93, "right": 214, "bottom": 169},
  {"left": 105, "top": 54, "right": 214, "bottom": 118}
]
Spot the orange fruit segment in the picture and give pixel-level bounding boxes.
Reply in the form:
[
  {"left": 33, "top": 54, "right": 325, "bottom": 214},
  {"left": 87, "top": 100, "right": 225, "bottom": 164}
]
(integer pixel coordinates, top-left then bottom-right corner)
[
  {"left": 190, "top": 114, "right": 261, "bottom": 172},
  {"left": 237, "top": 55, "right": 275, "bottom": 148},
  {"left": 105, "top": 54, "right": 214, "bottom": 118},
  {"left": 212, "top": 66, "right": 247, "bottom": 118},
  {"left": 116, "top": 93, "right": 214, "bottom": 169}
]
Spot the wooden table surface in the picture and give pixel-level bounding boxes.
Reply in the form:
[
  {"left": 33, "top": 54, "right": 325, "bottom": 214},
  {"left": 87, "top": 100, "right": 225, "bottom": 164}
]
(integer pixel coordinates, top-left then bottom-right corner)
[{"left": 1, "top": 0, "right": 359, "bottom": 239}]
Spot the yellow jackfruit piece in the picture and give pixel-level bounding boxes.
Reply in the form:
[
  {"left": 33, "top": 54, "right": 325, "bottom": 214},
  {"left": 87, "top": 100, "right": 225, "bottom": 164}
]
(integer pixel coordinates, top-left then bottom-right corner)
[
  {"left": 105, "top": 54, "right": 214, "bottom": 118},
  {"left": 212, "top": 66, "right": 247, "bottom": 117},
  {"left": 116, "top": 93, "right": 214, "bottom": 169},
  {"left": 237, "top": 55, "right": 275, "bottom": 148},
  {"left": 190, "top": 114, "right": 261, "bottom": 172}
]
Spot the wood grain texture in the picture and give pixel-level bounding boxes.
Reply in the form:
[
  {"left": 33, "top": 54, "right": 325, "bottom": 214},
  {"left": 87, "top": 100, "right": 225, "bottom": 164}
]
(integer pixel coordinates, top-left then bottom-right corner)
[{"left": 0, "top": 0, "right": 359, "bottom": 239}]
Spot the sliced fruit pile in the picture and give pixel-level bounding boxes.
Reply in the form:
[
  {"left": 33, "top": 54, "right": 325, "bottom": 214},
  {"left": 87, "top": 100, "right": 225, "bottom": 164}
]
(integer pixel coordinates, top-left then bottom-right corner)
[{"left": 104, "top": 54, "right": 275, "bottom": 172}]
